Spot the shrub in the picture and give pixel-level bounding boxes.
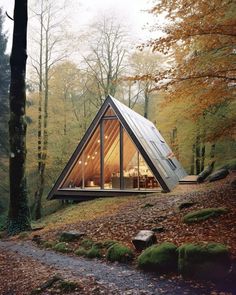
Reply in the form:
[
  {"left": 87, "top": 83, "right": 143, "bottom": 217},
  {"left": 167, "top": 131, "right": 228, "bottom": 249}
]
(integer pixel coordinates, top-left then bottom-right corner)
[
  {"left": 53, "top": 242, "right": 70, "bottom": 253},
  {"left": 106, "top": 243, "right": 134, "bottom": 263},
  {"left": 138, "top": 242, "right": 178, "bottom": 273},
  {"left": 183, "top": 207, "right": 228, "bottom": 224},
  {"left": 178, "top": 243, "right": 231, "bottom": 280}
]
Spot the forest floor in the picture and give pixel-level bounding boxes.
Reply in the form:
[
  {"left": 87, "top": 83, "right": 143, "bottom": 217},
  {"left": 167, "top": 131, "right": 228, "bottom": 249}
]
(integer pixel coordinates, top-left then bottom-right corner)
[{"left": 0, "top": 172, "right": 235, "bottom": 295}]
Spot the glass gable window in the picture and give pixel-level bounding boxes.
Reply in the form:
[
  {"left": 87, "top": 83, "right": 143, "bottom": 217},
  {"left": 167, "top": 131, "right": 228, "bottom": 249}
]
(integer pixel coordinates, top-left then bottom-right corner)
[
  {"left": 103, "top": 119, "right": 120, "bottom": 189},
  {"left": 61, "top": 125, "right": 101, "bottom": 189}
]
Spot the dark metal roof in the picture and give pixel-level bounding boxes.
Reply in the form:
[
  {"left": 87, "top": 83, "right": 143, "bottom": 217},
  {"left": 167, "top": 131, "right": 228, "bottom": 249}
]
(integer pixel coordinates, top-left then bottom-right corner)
[{"left": 48, "top": 95, "right": 187, "bottom": 200}]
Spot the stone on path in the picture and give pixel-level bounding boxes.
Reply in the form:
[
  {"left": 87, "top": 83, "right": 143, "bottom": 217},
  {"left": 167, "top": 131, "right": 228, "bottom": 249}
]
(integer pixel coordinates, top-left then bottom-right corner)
[
  {"left": 132, "top": 230, "right": 156, "bottom": 251},
  {"left": 59, "top": 231, "right": 85, "bottom": 242}
]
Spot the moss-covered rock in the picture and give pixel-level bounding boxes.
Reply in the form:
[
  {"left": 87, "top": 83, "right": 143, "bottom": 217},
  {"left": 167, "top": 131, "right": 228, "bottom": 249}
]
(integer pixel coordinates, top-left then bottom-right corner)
[
  {"left": 86, "top": 246, "right": 102, "bottom": 259},
  {"left": 80, "top": 238, "right": 94, "bottom": 248},
  {"left": 59, "top": 280, "right": 77, "bottom": 293},
  {"left": 138, "top": 242, "right": 178, "bottom": 273},
  {"left": 178, "top": 243, "right": 231, "bottom": 280},
  {"left": 183, "top": 207, "right": 228, "bottom": 224},
  {"left": 43, "top": 240, "right": 57, "bottom": 249},
  {"left": 106, "top": 243, "right": 134, "bottom": 263},
  {"left": 102, "top": 239, "right": 118, "bottom": 249},
  {"left": 53, "top": 242, "right": 71, "bottom": 253},
  {"left": 74, "top": 247, "right": 87, "bottom": 257}
]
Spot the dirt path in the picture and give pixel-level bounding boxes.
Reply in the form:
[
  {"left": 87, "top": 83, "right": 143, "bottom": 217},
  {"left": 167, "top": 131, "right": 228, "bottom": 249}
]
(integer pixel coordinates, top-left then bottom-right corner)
[{"left": 0, "top": 240, "right": 218, "bottom": 295}]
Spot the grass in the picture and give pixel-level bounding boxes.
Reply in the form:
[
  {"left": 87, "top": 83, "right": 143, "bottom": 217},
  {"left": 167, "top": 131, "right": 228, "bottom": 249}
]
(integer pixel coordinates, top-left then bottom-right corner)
[
  {"left": 34, "top": 197, "right": 135, "bottom": 233},
  {"left": 183, "top": 207, "right": 228, "bottom": 224},
  {"left": 138, "top": 242, "right": 178, "bottom": 273}
]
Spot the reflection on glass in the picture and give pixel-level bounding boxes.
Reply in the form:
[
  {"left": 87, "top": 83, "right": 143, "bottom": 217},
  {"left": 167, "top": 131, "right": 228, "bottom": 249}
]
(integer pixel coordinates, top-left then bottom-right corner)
[
  {"left": 61, "top": 125, "right": 101, "bottom": 189},
  {"left": 123, "top": 129, "right": 159, "bottom": 190},
  {"left": 104, "top": 119, "right": 120, "bottom": 189}
]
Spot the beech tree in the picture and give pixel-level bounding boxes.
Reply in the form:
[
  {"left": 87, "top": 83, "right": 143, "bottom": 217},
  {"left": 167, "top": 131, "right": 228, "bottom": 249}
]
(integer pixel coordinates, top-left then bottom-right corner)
[
  {"left": 82, "top": 17, "right": 127, "bottom": 107},
  {"left": 8, "top": 0, "right": 31, "bottom": 234},
  {"left": 141, "top": 0, "right": 236, "bottom": 173},
  {"left": 30, "top": 0, "right": 70, "bottom": 219}
]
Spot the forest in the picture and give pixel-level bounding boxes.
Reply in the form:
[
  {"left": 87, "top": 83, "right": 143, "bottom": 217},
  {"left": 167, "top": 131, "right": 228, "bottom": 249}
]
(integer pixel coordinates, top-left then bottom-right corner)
[{"left": 0, "top": 0, "right": 235, "bottom": 222}]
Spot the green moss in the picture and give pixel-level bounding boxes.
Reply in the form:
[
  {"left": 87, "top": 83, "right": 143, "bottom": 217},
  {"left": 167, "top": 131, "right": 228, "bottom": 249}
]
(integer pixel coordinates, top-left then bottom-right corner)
[
  {"left": 18, "top": 231, "right": 30, "bottom": 239},
  {"left": 74, "top": 247, "right": 87, "bottom": 257},
  {"left": 102, "top": 239, "right": 118, "bottom": 249},
  {"left": 183, "top": 207, "right": 228, "bottom": 224},
  {"left": 106, "top": 243, "right": 134, "bottom": 263},
  {"left": 59, "top": 281, "right": 77, "bottom": 293},
  {"left": 80, "top": 238, "right": 94, "bottom": 249},
  {"left": 178, "top": 243, "right": 231, "bottom": 280},
  {"left": 43, "top": 240, "right": 57, "bottom": 249},
  {"left": 138, "top": 242, "right": 178, "bottom": 273},
  {"left": 53, "top": 242, "right": 70, "bottom": 253},
  {"left": 86, "top": 246, "right": 102, "bottom": 259}
]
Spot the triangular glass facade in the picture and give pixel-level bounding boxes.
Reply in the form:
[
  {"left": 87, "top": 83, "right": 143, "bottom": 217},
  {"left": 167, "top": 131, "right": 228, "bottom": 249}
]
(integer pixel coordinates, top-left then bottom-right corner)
[{"left": 60, "top": 106, "right": 159, "bottom": 191}]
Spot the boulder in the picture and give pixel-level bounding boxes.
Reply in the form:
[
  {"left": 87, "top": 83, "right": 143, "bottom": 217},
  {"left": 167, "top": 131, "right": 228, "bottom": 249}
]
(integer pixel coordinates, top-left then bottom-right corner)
[
  {"left": 106, "top": 243, "right": 134, "bottom": 263},
  {"left": 178, "top": 201, "right": 196, "bottom": 211},
  {"left": 151, "top": 226, "right": 165, "bottom": 233},
  {"left": 178, "top": 243, "right": 231, "bottom": 280},
  {"left": 132, "top": 230, "right": 157, "bottom": 251},
  {"left": 207, "top": 168, "right": 229, "bottom": 182},
  {"left": 197, "top": 161, "right": 215, "bottom": 183},
  {"left": 138, "top": 242, "right": 178, "bottom": 273},
  {"left": 59, "top": 231, "right": 85, "bottom": 242}
]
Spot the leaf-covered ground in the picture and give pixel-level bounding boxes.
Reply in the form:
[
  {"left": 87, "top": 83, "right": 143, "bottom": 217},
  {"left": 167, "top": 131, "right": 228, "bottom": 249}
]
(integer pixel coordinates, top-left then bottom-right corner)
[
  {"left": 37, "top": 172, "right": 236, "bottom": 260},
  {"left": 1, "top": 172, "right": 235, "bottom": 294}
]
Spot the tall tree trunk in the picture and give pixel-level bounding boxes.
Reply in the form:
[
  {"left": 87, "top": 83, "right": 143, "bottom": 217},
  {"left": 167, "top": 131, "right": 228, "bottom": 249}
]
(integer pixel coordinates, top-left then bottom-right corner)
[
  {"left": 210, "top": 144, "right": 216, "bottom": 159},
  {"left": 190, "top": 144, "right": 195, "bottom": 175},
  {"left": 8, "top": 0, "right": 31, "bottom": 235},
  {"left": 200, "top": 144, "right": 205, "bottom": 172},
  {"left": 34, "top": 12, "right": 50, "bottom": 220},
  {"left": 144, "top": 88, "right": 149, "bottom": 119},
  {"left": 195, "top": 135, "right": 201, "bottom": 174}
]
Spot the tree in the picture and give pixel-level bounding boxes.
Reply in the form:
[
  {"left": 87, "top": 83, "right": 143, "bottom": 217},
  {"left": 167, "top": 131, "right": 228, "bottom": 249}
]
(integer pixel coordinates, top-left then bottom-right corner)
[
  {"left": 7, "top": 0, "right": 31, "bottom": 235},
  {"left": 147, "top": 0, "right": 236, "bottom": 138},
  {"left": 0, "top": 8, "right": 10, "bottom": 215},
  {"left": 0, "top": 7, "right": 10, "bottom": 155},
  {"left": 143, "top": 0, "right": 236, "bottom": 172},
  {"left": 30, "top": 0, "right": 70, "bottom": 219},
  {"left": 82, "top": 17, "right": 128, "bottom": 107}
]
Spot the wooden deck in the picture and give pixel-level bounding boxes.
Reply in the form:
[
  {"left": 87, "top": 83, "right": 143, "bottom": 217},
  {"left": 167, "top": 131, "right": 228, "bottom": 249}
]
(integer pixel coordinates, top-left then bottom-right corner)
[{"left": 179, "top": 175, "right": 198, "bottom": 184}]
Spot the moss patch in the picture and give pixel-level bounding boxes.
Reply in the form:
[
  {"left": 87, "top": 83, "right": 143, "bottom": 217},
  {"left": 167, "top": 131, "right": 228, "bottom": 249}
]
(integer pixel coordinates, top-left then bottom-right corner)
[
  {"left": 183, "top": 207, "right": 228, "bottom": 224},
  {"left": 59, "top": 280, "right": 77, "bottom": 293},
  {"left": 80, "top": 238, "right": 94, "bottom": 249},
  {"left": 138, "top": 242, "right": 178, "bottom": 273},
  {"left": 106, "top": 243, "right": 134, "bottom": 263},
  {"left": 53, "top": 242, "right": 71, "bottom": 253},
  {"left": 86, "top": 246, "right": 102, "bottom": 259},
  {"left": 43, "top": 240, "right": 57, "bottom": 249},
  {"left": 178, "top": 243, "right": 231, "bottom": 280},
  {"left": 74, "top": 247, "right": 87, "bottom": 257}
]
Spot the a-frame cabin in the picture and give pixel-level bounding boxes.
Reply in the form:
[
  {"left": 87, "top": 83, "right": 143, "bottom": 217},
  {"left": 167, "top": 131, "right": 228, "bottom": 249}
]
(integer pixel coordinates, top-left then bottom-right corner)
[{"left": 48, "top": 95, "right": 187, "bottom": 201}]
